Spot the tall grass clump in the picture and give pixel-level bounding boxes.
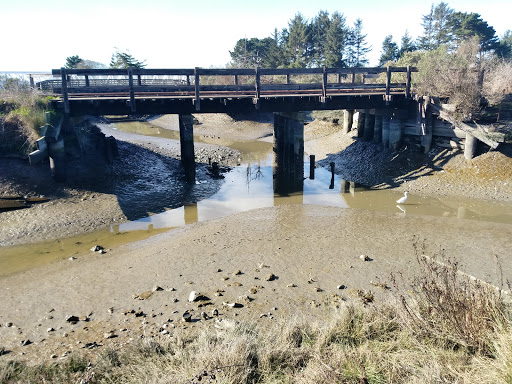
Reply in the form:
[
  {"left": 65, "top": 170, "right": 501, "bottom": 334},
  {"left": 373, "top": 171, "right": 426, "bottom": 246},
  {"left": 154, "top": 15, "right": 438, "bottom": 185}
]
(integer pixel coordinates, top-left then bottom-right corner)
[{"left": 0, "top": 75, "right": 49, "bottom": 156}]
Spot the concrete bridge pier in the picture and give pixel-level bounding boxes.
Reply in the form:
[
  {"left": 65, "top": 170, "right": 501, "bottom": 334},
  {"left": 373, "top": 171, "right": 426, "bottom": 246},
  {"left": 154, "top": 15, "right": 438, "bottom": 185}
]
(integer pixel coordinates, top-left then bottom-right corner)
[
  {"left": 179, "top": 114, "right": 195, "bottom": 183},
  {"left": 373, "top": 113, "right": 383, "bottom": 143},
  {"left": 273, "top": 112, "right": 305, "bottom": 195},
  {"left": 342, "top": 110, "right": 353, "bottom": 134},
  {"left": 363, "top": 110, "right": 375, "bottom": 141},
  {"left": 382, "top": 115, "right": 390, "bottom": 148},
  {"left": 356, "top": 110, "right": 365, "bottom": 138},
  {"left": 389, "top": 114, "right": 403, "bottom": 151}
]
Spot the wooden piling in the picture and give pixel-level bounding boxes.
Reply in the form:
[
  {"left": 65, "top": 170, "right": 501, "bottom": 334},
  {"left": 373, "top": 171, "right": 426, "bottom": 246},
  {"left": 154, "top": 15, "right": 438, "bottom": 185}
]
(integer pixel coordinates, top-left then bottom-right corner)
[
  {"left": 373, "top": 113, "right": 383, "bottom": 143},
  {"left": 363, "top": 110, "right": 375, "bottom": 141},
  {"left": 342, "top": 110, "right": 353, "bottom": 134},
  {"left": 128, "top": 68, "right": 136, "bottom": 113},
  {"left": 357, "top": 111, "right": 365, "bottom": 138},
  {"left": 382, "top": 115, "right": 390, "bottom": 148},
  {"left": 60, "top": 68, "right": 69, "bottom": 114},
  {"left": 48, "top": 138, "right": 66, "bottom": 182},
  {"left": 194, "top": 68, "right": 200, "bottom": 111},
  {"left": 179, "top": 114, "right": 196, "bottom": 183},
  {"left": 389, "top": 115, "right": 403, "bottom": 151},
  {"left": 329, "top": 162, "right": 335, "bottom": 189},
  {"left": 309, "top": 154, "right": 315, "bottom": 179}
]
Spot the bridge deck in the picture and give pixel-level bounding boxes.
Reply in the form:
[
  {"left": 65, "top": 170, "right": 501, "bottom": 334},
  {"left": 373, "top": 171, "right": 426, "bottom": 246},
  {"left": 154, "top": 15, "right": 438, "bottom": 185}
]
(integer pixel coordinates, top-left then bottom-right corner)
[{"left": 47, "top": 66, "right": 416, "bottom": 115}]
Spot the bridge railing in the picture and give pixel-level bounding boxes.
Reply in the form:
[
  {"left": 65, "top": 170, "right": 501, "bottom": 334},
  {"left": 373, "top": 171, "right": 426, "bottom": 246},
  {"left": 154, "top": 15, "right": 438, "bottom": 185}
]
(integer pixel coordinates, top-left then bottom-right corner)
[{"left": 50, "top": 66, "right": 416, "bottom": 113}]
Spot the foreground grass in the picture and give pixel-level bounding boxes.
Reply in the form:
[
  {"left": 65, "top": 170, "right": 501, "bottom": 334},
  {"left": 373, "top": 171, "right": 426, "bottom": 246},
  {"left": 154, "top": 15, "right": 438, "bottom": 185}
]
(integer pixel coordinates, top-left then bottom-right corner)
[{"left": 2, "top": 242, "right": 511, "bottom": 384}]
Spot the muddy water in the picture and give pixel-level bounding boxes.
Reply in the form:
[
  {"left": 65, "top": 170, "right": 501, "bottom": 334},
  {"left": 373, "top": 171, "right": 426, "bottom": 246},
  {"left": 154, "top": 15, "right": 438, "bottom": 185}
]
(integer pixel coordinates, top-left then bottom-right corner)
[{"left": 1, "top": 121, "right": 512, "bottom": 276}]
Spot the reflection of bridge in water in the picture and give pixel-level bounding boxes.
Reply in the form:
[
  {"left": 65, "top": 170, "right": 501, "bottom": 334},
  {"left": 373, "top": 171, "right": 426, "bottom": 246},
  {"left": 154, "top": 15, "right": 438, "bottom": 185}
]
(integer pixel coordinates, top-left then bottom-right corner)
[{"left": 44, "top": 66, "right": 417, "bottom": 192}]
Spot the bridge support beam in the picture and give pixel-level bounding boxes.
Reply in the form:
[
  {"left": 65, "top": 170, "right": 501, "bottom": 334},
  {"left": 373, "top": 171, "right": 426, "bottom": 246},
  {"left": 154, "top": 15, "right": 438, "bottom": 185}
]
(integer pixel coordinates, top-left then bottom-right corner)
[
  {"left": 273, "top": 112, "right": 304, "bottom": 195},
  {"left": 389, "top": 115, "right": 403, "bottom": 151},
  {"left": 356, "top": 111, "right": 365, "bottom": 138},
  {"left": 342, "top": 109, "right": 353, "bottom": 134},
  {"left": 382, "top": 115, "right": 390, "bottom": 147},
  {"left": 363, "top": 110, "right": 375, "bottom": 141},
  {"left": 179, "top": 114, "right": 195, "bottom": 183},
  {"left": 373, "top": 113, "right": 383, "bottom": 143},
  {"left": 464, "top": 133, "right": 478, "bottom": 160}
]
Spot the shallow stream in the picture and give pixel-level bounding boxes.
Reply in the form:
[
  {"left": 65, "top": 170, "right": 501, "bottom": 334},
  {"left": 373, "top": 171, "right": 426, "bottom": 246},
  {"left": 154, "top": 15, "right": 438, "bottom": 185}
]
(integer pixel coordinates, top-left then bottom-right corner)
[{"left": 1, "top": 121, "right": 512, "bottom": 276}]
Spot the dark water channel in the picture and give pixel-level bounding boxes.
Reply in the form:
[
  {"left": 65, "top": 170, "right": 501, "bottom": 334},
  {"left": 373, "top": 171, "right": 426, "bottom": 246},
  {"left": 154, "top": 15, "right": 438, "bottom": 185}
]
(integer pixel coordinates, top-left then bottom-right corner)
[{"left": 1, "top": 120, "right": 512, "bottom": 276}]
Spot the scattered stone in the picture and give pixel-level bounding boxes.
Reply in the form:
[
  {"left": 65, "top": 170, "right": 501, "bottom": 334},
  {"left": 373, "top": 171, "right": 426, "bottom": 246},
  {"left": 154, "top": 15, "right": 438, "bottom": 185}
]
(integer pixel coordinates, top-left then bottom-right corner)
[
  {"left": 265, "top": 273, "right": 277, "bottom": 281},
  {"left": 122, "top": 309, "right": 135, "bottom": 315},
  {"left": 272, "top": 307, "right": 278, "bottom": 311},
  {"left": 47, "top": 327, "right": 55, "bottom": 333},
  {"left": 108, "top": 307, "right": 114, "bottom": 314},
  {"left": 66, "top": 316, "right": 79, "bottom": 324},
  {"left": 222, "top": 276, "right": 229, "bottom": 281},
  {"left": 161, "top": 329, "right": 169, "bottom": 335},
  {"left": 238, "top": 295, "right": 253, "bottom": 303},
  {"left": 167, "top": 287, "right": 177, "bottom": 292},
  {"left": 182, "top": 311, "right": 192, "bottom": 322},
  {"left": 233, "top": 270, "right": 243, "bottom": 276},
  {"left": 310, "top": 300, "right": 320, "bottom": 308},
  {"left": 315, "top": 287, "right": 323, "bottom": 292},
  {"left": 46, "top": 315, "right": 54, "bottom": 320},
  {"left": 211, "top": 308, "right": 219, "bottom": 317},
  {"left": 152, "top": 285, "right": 164, "bottom": 292},
  {"left": 84, "top": 341, "right": 101, "bottom": 349},
  {"left": 287, "top": 283, "right": 297, "bottom": 288},
  {"left": 68, "top": 257, "right": 77, "bottom": 261},
  {"left": 104, "top": 331, "right": 117, "bottom": 339},
  {"left": 201, "top": 311, "right": 209, "bottom": 320},
  {"left": 258, "top": 263, "right": 270, "bottom": 269},
  {"left": 307, "top": 278, "right": 316, "bottom": 284},
  {"left": 360, "top": 254, "right": 371, "bottom": 261},
  {"left": 214, "top": 292, "right": 223, "bottom": 297},
  {"left": 136, "top": 291, "right": 153, "bottom": 300},
  {"left": 227, "top": 282, "right": 243, "bottom": 287},
  {"left": 189, "top": 291, "right": 204, "bottom": 302},
  {"left": 51, "top": 354, "right": 58, "bottom": 359},
  {"left": 134, "top": 310, "right": 145, "bottom": 317},
  {"left": 90, "top": 245, "right": 104, "bottom": 252},
  {"left": 214, "top": 318, "right": 237, "bottom": 330},
  {"left": 370, "top": 281, "right": 390, "bottom": 289},
  {"left": 20, "top": 339, "right": 32, "bottom": 346},
  {"left": 5, "top": 322, "right": 13, "bottom": 328},
  {"left": 337, "top": 285, "right": 347, "bottom": 290},
  {"left": 217, "top": 268, "right": 223, "bottom": 272},
  {"left": 260, "top": 314, "right": 268, "bottom": 318},
  {"left": 172, "top": 298, "right": 179, "bottom": 303},
  {"left": 223, "top": 302, "right": 243, "bottom": 308}
]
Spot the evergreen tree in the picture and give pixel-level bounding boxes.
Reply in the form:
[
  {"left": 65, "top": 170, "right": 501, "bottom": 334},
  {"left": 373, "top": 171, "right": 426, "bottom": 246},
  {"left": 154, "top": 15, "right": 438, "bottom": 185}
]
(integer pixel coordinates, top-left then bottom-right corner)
[
  {"left": 310, "top": 10, "right": 331, "bottom": 66},
  {"left": 399, "top": 30, "right": 417, "bottom": 57},
  {"left": 345, "top": 18, "right": 371, "bottom": 67},
  {"left": 323, "top": 12, "right": 347, "bottom": 67},
  {"left": 110, "top": 49, "right": 146, "bottom": 69},
  {"left": 285, "top": 13, "right": 311, "bottom": 68},
  {"left": 379, "top": 35, "right": 399, "bottom": 65},
  {"left": 418, "top": 4, "right": 435, "bottom": 50},
  {"left": 447, "top": 12, "right": 499, "bottom": 52},
  {"left": 433, "top": 2, "right": 454, "bottom": 47},
  {"left": 496, "top": 30, "right": 512, "bottom": 58},
  {"left": 65, "top": 55, "right": 83, "bottom": 69}
]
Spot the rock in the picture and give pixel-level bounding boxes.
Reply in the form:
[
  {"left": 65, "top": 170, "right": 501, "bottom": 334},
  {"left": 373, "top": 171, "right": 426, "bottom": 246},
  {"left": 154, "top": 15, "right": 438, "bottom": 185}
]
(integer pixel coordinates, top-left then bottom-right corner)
[
  {"left": 214, "top": 318, "right": 237, "bottom": 330},
  {"left": 134, "top": 310, "right": 145, "bottom": 317},
  {"left": 201, "top": 311, "right": 209, "bottom": 320},
  {"left": 104, "top": 331, "right": 117, "bottom": 339},
  {"left": 258, "top": 263, "right": 270, "bottom": 269},
  {"left": 238, "top": 295, "right": 253, "bottom": 303},
  {"left": 172, "top": 298, "right": 179, "bottom": 303},
  {"left": 5, "top": 322, "right": 13, "bottom": 327},
  {"left": 233, "top": 270, "right": 243, "bottom": 276},
  {"left": 287, "top": 283, "right": 297, "bottom": 288},
  {"left": 152, "top": 285, "right": 164, "bottom": 292},
  {"left": 47, "top": 327, "right": 55, "bottom": 333},
  {"left": 51, "top": 354, "right": 58, "bottom": 359},
  {"left": 314, "top": 287, "right": 323, "bottom": 292},
  {"left": 90, "top": 245, "right": 103, "bottom": 252},
  {"left": 211, "top": 308, "right": 219, "bottom": 317},
  {"left": 137, "top": 291, "right": 153, "bottom": 300},
  {"left": 182, "top": 311, "right": 192, "bottom": 322},
  {"left": 68, "top": 257, "right": 77, "bottom": 261},
  {"left": 265, "top": 274, "right": 277, "bottom": 281},
  {"left": 360, "top": 254, "right": 371, "bottom": 261},
  {"left": 108, "top": 307, "right": 114, "bottom": 314},
  {"left": 223, "top": 302, "right": 243, "bottom": 308},
  {"left": 337, "top": 285, "right": 347, "bottom": 290},
  {"left": 66, "top": 315, "right": 79, "bottom": 324},
  {"left": 20, "top": 339, "right": 32, "bottom": 346},
  {"left": 188, "top": 291, "right": 209, "bottom": 302},
  {"left": 217, "top": 268, "right": 223, "bottom": 272}
]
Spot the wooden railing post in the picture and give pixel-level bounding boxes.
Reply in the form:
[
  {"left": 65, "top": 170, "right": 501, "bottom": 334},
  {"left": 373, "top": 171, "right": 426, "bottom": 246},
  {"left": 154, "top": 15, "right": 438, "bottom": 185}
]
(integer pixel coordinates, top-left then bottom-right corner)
[
  {"left": 128, "top": 68, "right": 136, "bottom": 113},
  {"left": 405, "top": 65, "right": 411, "bottom": 98},
  {"left": 254, "top": 66, "right": 260, "bottom": 109},
  {"left": 60, "top": 67, "right": 69, "bottom": 114},
  {"left": 194, "top": 67, "right": 200, "bottom": 111},
  {"left": 351, "top": 70, "right": 355, "bottom": 84},
  {"left": 186, "top": 75, "right": 190, "bottom": 86},
  {"left": 234, "top": 74, "right": 238, "bottom": 85},
  {"left": 137, "top": 74, "right": 142, "bottom": 86},
  {"left": 85, "top": 74, "right": 90, "bottom": 87},
  {"left": 385, "top": 65, "right": 392, "bottom": 103},
  {"left": 321, "top": 66, "right": 327, "bottom": 103},
  {"left": 286, "top": 73, "right": 290, "bottom": 84}
]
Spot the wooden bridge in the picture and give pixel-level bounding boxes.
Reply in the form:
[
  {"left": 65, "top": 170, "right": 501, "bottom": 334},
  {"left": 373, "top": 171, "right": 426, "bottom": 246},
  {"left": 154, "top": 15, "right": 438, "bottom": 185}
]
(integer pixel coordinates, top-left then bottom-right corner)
[{"left": 47, "top": 66, "right": 416, "bottom": 116}]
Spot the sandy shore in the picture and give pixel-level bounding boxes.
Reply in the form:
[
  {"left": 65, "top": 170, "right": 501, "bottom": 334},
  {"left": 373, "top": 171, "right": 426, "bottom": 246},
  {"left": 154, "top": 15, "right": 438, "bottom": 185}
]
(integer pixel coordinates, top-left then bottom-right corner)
[{"left": 1, "top": 113, "right": 512, "bottom": 364}]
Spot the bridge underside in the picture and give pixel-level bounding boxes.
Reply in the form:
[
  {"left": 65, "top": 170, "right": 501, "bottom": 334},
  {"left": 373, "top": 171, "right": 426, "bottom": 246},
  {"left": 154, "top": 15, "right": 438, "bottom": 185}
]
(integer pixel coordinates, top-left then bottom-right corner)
[{"left": 51, "top": 93, "right": 412, "bottom": 116}]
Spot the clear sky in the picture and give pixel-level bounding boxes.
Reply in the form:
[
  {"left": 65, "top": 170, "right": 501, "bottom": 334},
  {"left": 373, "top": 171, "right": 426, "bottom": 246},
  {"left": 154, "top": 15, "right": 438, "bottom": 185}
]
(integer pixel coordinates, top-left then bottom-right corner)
[{"left": 1, "top": 0, "right": 510, "bottom": 72}]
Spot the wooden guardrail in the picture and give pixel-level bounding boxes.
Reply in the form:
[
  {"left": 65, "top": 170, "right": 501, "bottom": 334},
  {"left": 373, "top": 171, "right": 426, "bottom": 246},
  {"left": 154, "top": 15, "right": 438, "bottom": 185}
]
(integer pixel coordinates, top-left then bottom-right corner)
[{"left": 49, "top": 66, "right": 416, "bottom": 113}]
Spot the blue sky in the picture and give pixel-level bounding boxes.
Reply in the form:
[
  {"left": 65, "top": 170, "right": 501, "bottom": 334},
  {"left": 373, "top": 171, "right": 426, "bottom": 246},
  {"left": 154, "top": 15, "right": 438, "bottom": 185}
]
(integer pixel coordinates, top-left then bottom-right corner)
[{"left": 1, "top": 0, "right": 510, "bottom": 72}]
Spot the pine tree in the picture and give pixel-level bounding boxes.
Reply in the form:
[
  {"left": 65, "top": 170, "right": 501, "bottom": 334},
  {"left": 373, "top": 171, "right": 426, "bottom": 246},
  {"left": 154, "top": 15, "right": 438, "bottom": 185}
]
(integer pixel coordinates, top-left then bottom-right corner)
[
  {"left": 418, "top": 4, "right": 435, "bottom": 50},
  {"left": 433, "top": 2, "right": 454, "bottom": 48},
  {"left": 310, "top": 10, "right": 331, "bottom": 66},
  {"left": 379, "top": 35, "right": 399, "bottom": 65},
  {"left": 285, "top": 13, "right": 311, "bottom": 68},
  {"left": 345, "top": 19, "right": 371, "bottom": 67},
  {"left": 399, "top": 30, "right": 417, "bottom": 57},
  {"left": 447, "top": 12, "right": 499, "bottom": 52},
  {"left": 323, "top": 12, "right": 347, "bottom": 67},
  {"left": 110, "top": 49, "right": 146, "bottom": 69},
  {"left": 65, "top": 55, "right": 83, "bottom": 69}
]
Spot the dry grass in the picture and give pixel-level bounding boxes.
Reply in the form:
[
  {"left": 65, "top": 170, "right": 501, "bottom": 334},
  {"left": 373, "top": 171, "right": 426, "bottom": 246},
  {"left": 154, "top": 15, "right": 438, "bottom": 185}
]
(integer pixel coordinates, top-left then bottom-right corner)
[
  {"left": 0, "top": 78, "right": 48, "bottom": 155},
  {"left": 2, "top": 242, "right": 512, "bottom": 383}
]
